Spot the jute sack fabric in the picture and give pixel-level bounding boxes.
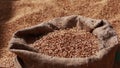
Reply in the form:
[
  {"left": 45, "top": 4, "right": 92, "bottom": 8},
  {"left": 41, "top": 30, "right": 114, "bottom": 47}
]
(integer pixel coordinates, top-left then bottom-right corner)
[
  {"left": 9, "top": 15, "right": 119, "bottom": 68},
  {"left": 114, "top": 45, "right": 120, "bottom": 68}
]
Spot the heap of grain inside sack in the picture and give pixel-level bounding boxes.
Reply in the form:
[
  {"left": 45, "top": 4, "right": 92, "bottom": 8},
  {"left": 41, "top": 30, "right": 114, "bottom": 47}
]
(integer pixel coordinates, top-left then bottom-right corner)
[{"left": 32, "top": 27, "right": 99, "bottom": 58}]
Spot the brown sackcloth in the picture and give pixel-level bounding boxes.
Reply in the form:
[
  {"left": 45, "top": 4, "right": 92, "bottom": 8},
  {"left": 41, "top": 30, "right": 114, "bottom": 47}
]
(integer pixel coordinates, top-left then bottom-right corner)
[
  {"left": 114, "top": 45, "right": 120, "bottom": 68},
  {"left": 9, "top": 15, "right": 119, "bottom": 68}
]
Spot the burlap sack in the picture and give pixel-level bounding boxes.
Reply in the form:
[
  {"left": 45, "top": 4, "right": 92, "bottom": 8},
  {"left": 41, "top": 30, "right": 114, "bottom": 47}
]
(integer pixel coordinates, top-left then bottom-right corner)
[
  {"left": 9, "top": 15, "right": 119, "bottom": 68},
  {"left": 114, "top": 45, "right": 120, "bottom": 68}
]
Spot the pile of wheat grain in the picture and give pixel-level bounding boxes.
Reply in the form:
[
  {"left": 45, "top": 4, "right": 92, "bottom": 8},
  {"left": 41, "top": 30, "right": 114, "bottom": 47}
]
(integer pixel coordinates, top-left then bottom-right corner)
[{"left": 32, "top": 27, "right": 99, "bottom": 58}]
